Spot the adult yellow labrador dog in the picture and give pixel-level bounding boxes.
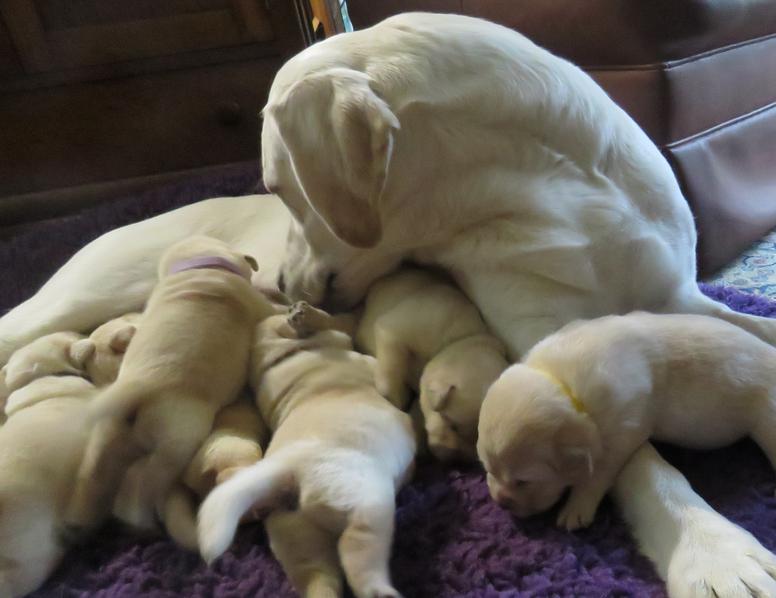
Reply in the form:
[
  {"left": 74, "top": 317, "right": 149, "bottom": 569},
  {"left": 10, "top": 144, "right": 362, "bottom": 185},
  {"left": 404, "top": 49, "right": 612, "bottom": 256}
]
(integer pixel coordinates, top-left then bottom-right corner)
[{"left": 1, "top": 12, "right": 775, "bottom": 598}]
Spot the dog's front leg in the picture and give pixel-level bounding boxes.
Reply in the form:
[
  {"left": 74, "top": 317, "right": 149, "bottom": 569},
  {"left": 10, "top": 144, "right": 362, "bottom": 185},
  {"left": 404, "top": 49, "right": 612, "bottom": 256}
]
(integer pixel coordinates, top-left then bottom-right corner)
[{"left": 613, "top": 442, "right": 776, "bottom": 597}]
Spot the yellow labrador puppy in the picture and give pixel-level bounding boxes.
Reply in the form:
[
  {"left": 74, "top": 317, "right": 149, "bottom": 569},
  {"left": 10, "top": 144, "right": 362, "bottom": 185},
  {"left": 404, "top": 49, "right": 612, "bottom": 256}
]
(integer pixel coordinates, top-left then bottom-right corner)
[
  {"left": 198, "top": 302, "right": 415, "bottom": 598},
  {"left": 164, "top": 393, "right": 269, "bottom": 551},
  {"left": 67, "top": 235, "right": 275, "bottom": 533},
  {"left": 0, "top": 331, "right": 125, "bottom": 597},
  {"left": 478, "top": 312, "right": 776, "bottom": 531},
  {"left": 81, "top": 312, "right": 140, "bottom": 386},
  {"left": 356, "top": 268, "right": 508, "bottom": 461}
]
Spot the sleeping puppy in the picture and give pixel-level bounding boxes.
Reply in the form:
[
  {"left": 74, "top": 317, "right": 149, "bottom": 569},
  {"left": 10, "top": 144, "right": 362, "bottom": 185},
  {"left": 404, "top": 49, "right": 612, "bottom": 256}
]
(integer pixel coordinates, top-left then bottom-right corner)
[
  {"left": 198, "top": 301, "right": 416, "bottom": 598},
  {"left": 356, "top": 268, "right": 508, "bottom": 461},
  {"left": 81, "top": 312, "right": 140, "bottom": 386},
  {"left": 478, "top": 311, "right": 776, "bottom": 531},
  {"left": 0, "top": 331, "right": 125, "bottom": 597},
  {"left": 1, "top": 331, "right": 94, "bottom": 399},
  {"left": 163, "top": 393, "right": 269, "bottom": 551},
  {"left": 66, "top": 235, "right": 275, "bottom": 533}
]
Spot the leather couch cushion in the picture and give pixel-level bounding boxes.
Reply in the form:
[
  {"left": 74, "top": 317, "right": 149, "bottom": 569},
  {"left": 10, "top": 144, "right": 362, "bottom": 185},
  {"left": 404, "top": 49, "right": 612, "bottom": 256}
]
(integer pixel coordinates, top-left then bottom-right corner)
[
  {"left": 668, "top": 104, "right": 776, "bottom": 274},
  {"left": 348, "top": 0, "right": 776, "bottom": 66}
]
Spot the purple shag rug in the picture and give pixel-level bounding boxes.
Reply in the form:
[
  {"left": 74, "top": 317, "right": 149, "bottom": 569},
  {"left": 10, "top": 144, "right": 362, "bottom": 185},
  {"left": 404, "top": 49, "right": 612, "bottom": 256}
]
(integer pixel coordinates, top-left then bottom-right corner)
[{"left": 3, "top": 165, "right": 776, "bottom": 597}]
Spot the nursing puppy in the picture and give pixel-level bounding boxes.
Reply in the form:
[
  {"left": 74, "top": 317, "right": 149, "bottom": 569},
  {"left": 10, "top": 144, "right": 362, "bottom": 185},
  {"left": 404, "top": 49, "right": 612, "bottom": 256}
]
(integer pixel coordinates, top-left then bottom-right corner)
[
  {"left": 0, "top": 332, "right": 124, "bottom": 597},
  {"left": 163, "top": 394, "right": 269, "bottom": 551},
  {"left": 67, "top": 235, "right": 275, "bottom": 532},
  {"left": 356, "top": 268, "right": 508, "bottom": 461},
  {"left": 198, "top": 302, "right": 416, "bottom": 598},
  {"left": 478, "top": 311, "right": 776, "bottom": 531}
]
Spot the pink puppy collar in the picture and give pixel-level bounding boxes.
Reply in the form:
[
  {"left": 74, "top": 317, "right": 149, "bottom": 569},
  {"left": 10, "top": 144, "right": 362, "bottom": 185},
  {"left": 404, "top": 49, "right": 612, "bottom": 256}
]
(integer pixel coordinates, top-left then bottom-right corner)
[{"left": 168, "top": 256, "right": 249, "bottom": 280}]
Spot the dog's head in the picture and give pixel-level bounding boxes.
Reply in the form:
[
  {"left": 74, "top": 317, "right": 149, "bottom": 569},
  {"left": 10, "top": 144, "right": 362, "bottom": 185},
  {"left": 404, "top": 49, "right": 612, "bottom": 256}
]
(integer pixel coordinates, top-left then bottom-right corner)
[
  {"left": 158, "top": 235, "right": 259, "bottom": 281},
  {"left": 262, "top": 57, "right": 405, "bottom": 309},
  {"left": 1, "top": 331, "right": 93, "bottom": 395},
  {"left": 477, "top": 364, "right": 602, "bottom": 517},
  {"left": 419, "top": 335, "right": 508, "bottom": 462},
  {"left": 84, "top": 313, "right": 140, "bottom": 386}
]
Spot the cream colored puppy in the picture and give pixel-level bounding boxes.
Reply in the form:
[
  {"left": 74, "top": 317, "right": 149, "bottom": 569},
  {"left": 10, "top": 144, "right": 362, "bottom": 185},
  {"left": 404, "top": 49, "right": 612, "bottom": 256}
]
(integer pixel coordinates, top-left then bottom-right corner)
[
  {"left": 478, "top": 311, "right": 776, "bottom": 531},
  {"left": 164, "top": 394, "right": 269, "bottom": 551},
  {"left": 356, "top": 268, "right": 508, "bottom": 461},
  {"left": 82, "top": 312, "right": 140, "bottom": 386},
  {"left": 0, "top": 331, "right": 124, "bottom": 597},
  {"left": 198, "top": 302, "right": 416, "bottom": 598},
  {"left": 67, "top": 235, "right": 275, "bottom": 533}
]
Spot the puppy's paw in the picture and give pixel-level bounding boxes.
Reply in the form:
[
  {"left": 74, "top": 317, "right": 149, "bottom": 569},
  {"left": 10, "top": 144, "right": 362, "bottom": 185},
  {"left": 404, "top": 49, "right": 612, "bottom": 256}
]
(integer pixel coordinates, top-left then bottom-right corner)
[
  {"left": 556, "top": 492, "right": 599, "bottom": 531},
  {"left": 667, "top": 509, "right": 776, "bottom": 598}
]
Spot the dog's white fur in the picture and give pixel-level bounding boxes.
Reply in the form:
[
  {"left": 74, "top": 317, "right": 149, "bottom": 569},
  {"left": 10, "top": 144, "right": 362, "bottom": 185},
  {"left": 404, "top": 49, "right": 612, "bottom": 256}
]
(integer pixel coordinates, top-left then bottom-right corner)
[
  {"left": 356, "top": 268, "right": 508, "bottom": 461},
  {"left": 0, "top": 331, "right": 124, "bottom": 597},
  {"left": 2, "top": 12, "right": 776, "bottom": 596},
  {"left": 66, "top": 236, "right": 275, "bottom": 535},
  {"left": 479, "top": 313, "right": 776, "bottom": 545},
  {"left": 198, "top": 303, "right": 415, "bottom": 598}
]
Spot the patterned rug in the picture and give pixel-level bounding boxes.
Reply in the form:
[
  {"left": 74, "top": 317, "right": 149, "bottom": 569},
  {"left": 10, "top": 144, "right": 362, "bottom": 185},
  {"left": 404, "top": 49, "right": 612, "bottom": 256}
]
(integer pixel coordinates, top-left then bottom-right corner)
[{"left": 707, "top": 229, "right": 776, "bottom": 297}]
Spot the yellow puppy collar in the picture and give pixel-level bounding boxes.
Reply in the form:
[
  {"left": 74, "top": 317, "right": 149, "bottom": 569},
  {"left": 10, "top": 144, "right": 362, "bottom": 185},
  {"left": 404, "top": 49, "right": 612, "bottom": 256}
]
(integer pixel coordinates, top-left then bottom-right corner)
[{"left": 534, "top": 368, "right": 587, "bottom": 414}]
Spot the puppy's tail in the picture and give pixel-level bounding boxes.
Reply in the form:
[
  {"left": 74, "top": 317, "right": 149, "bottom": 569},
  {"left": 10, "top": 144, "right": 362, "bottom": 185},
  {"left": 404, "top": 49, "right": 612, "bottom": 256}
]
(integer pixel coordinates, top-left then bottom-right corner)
[
  {"left": 87, "top": 378, "right": 155, "bottom": 423},
  {"left": 197, "top": 455, "right": 296, "bottom": 563}
]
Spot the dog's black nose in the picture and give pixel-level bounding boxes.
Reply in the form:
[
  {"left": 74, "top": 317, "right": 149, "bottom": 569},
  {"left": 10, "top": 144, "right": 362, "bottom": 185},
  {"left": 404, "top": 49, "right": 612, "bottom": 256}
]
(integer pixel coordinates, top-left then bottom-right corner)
[{"left": 277, "top": 272, "right": 286, "bottom": 293}]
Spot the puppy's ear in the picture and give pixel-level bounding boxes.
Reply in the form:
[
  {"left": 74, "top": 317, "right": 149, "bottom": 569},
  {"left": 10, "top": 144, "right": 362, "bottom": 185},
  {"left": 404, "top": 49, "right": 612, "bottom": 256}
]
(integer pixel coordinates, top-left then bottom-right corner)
[
  {"left": 424, "top": 384, "right": 455, "bottom": 412},
  {"left": 69, "top": 339, "right": 96, "bottom": 369},
  {"left": 109, "top": 325, "right": 137, "bottom": 354},
  {"left": 244, "top": 255, "right": 259, "bottom": 272},
  {"left": 554, "top": 417, "right": 602, "bottom": 480},
  {"left": 269, "top": 68, "right": 399, "bottom": 248}
]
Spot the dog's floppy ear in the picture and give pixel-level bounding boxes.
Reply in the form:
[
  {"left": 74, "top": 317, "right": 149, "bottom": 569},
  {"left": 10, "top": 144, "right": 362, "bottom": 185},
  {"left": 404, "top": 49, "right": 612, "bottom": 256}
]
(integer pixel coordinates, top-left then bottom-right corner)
[
  {"left": 269, "top": 68, "right": 399, "bottom": 248},
  {"left": 553, "top": 417, "right": 602, "bottom": 480},
  {"left": 69, "top": 339, "right": 96, "bottom": 369},
  {"left": 109, "top": 325, "right": 137, "bottom": 354}
]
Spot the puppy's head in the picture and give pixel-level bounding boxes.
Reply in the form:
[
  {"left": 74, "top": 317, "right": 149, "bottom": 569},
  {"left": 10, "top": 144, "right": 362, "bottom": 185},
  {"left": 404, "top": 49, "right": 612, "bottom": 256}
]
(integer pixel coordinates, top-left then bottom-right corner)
[
  {"left": 158, "top": 235, "right": 259, "bottom": 281},
  {"left": 2, "top": 331, "right": 92, "bottom": 394},
  {"left": 262, "top": 62, "right": 404, "bottom": 308},
  {"left": 419, "top": 335, "right": 508, "bottom": 462},
  {"left": 477, "top": 364, "right": 601, "bottom": 517},
  {"left": 84, "top": 313, "right": 140, "bottom": 386}
]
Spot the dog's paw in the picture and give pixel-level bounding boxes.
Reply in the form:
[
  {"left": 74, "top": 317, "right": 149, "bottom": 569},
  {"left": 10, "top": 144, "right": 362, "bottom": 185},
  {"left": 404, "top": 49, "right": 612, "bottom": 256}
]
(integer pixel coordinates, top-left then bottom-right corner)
[
  {"left": 556, "top": 492, "right": 599, "bottom": 531},
  {"left": 667, "top": 509, "right": 776, "bottom": 598}
]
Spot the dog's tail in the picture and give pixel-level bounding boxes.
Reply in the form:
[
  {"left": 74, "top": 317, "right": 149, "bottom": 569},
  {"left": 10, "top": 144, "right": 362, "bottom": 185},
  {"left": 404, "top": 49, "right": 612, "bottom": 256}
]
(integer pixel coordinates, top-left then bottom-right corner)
[
  {"left": 163, "top": 485, "right": 200, "bottom": 552},
  {"left": 197, "top": 454, "right": 296, "bottom": 563}
]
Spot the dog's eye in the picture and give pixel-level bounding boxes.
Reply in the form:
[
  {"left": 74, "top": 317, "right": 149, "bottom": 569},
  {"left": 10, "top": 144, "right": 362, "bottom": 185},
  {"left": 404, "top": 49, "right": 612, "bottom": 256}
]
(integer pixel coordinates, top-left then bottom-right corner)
[{"left": 511, "top": 479, "right": 528, "bottom": 488}]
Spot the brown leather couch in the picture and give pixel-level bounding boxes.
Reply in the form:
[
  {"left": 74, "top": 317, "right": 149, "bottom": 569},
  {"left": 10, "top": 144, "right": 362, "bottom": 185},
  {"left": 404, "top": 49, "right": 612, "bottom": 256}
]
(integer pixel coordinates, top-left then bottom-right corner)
[{"left": 346, "top": 0, "right": 776, "bottom": 276}]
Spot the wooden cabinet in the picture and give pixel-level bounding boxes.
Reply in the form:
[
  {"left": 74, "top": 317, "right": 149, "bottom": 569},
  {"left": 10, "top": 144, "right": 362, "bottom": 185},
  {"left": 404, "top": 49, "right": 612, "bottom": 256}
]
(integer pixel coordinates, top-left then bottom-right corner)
[{"left": 0, "top": 0, "right": 310, "bottom": 222}]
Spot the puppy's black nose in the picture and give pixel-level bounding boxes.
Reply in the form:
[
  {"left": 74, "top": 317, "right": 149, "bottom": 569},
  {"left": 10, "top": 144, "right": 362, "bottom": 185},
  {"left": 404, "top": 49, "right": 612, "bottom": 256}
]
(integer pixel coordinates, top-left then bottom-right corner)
[{"left": 277, "top": 272, "right": 286, "bottom": 293}]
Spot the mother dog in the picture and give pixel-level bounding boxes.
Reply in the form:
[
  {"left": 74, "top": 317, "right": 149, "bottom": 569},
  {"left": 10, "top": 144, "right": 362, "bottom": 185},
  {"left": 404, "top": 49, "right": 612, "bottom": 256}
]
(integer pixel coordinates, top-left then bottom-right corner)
[{"left": 2, "top": 12, "right": 776, "bottom": 598}]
